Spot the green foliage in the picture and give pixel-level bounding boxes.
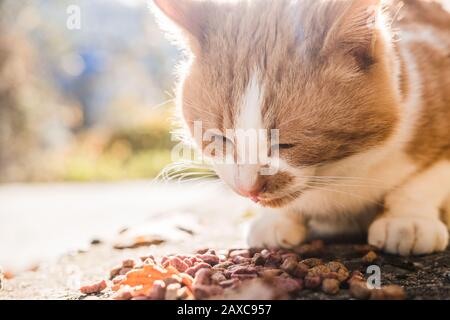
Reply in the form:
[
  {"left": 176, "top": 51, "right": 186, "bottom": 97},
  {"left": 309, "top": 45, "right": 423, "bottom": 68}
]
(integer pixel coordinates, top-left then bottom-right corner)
[{"left": 61, "top": 119, "right": 177, "bottom": 182}]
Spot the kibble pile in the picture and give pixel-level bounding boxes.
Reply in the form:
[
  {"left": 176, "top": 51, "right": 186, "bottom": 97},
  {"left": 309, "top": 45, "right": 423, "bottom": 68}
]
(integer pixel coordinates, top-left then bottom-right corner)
[{"left": 79, "top": 241, "right": 405, "bottom": 300}]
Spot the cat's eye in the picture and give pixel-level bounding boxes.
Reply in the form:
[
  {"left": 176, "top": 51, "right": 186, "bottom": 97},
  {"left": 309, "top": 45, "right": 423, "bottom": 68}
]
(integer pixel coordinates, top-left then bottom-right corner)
[
  {"left": 273, "top": 144, "right": 296, "bottom": 150},
  {"left": 279, "top": 144, "right": 296, "bottom": 149},
  {"left": 212, "top": 134, "right": 233, "bottom": 145}
]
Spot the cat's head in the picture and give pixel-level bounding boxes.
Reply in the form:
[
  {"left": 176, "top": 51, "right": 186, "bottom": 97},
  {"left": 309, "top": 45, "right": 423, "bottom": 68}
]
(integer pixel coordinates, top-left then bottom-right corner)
[{"left": 153, "top": 0, "right": 400, "bottom": 208}]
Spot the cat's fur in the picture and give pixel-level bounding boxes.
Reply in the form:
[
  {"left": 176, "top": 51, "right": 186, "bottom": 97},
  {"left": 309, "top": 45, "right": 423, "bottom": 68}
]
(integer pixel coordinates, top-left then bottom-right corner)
[{"left": 153, "top": 0, "right": 450, "bottom": 255}]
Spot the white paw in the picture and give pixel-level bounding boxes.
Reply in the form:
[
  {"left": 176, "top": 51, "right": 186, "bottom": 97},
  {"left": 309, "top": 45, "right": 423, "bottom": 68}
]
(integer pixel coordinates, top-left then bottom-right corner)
[
  {"left": 247, "top": 213, "right": 306, "bottom": 248},
  {"left": 368, "top": 216, "right": 449, "bottom": 256}
]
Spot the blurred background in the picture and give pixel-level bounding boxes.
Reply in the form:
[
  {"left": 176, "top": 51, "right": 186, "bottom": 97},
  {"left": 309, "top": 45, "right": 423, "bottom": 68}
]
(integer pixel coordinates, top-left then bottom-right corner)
[
  {"left": 0, "top": 0, "right": 179, "bottom": 183},
  {"left": 0, "top": 0, "right": 239, "bottom": 273}
]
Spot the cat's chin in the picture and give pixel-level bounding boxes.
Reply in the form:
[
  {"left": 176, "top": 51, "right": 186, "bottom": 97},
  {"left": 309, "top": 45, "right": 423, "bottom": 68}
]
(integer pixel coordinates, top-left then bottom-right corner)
[{"left": 258, "top": 191, "right": 303, "bottom": 208}]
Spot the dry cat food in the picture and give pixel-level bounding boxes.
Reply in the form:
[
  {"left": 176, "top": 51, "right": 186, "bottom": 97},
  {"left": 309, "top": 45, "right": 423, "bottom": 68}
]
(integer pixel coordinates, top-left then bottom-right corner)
[
  {"left": 79, "top": 280, "right": 107, "bottom": 295},
  {"left": 79, "top": 241, "right": 405, "bottom": 300},
  {"left": 348, "top": 271, "right": 405, "bottom": 300}
]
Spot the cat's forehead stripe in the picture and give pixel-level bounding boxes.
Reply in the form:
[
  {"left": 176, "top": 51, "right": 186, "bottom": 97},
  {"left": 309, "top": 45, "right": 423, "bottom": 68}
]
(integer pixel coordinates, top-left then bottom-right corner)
[{"left": 236, "top": 71, "right": 265, "bottom": 131}]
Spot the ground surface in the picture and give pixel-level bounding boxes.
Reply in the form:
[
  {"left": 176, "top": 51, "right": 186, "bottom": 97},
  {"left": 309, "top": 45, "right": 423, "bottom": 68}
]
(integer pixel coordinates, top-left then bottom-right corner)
[{"left": 1, "top": 182, "right": 449, "bottom": 300}]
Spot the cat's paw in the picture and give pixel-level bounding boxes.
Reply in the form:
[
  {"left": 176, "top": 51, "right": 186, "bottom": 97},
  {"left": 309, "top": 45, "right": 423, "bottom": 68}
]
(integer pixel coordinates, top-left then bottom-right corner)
[
  {"left": 247, "top": 213, "right": 306, "bottom": 248},
  {"left": 368, "top": 216, "right": 449, "bottom": 256}
]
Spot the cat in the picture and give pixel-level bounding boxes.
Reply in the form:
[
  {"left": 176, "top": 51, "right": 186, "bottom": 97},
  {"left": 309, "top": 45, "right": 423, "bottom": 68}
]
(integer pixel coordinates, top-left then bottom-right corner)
[{"left": 152, "top": 0, "right": 450, "bottom": 256}]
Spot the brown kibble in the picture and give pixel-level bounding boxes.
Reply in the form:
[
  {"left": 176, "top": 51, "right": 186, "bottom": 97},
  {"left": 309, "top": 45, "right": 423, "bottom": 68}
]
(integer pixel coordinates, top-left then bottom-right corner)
[
  {"left": 258, "top": 268, "right": 283, "bottom": 279},
  {"left": 80, "top": 280, "right": 107, "bottom": 295},
  {"left": 113, "top": 286, "right": 133, "bottom": 300},
  {"left": 229, "top": 265, "right": 257, "bottom": 276},
  {"left": 266, "top": 252, "right": 283, "bottom": 267},
  {"left": 122, "top": 259, "right": 135, "bottom": 268},
  {"left": 281, "top": 253, "right": 299, "bottom": 262},
  {"left": 140, "top": 255, "right": 155, "bottom": 263},
  {"left": 349, "top": 270, "right": 365, "bottom": 282},
  {"left": 280, "top": 257, "right": 298, "bottom": 274},
  {"left": 304, "top": 275, "right": 322, "bottom": 289},
  {"left": 369, "top": 288, "right": 385, "bottom": 300},
  {"left": 231, "top": 273, "right": 258, "bottom": 280},
  {"left": 119, "top": 267, "right": 132, "bottom": 275},
  {"left": 294, "top": 263, "right": 309, "bottom": 278},
  {"left": 163, "top": 257, "right": 189, "bottom": 272},
  {"left": 193, "top": 268, "right": 212, "bottom": 286},
  {"left": 165, "top": 283, "right": 182, "bottom": 300},
  {"left": 300, "top": 258, "right": 323, "bottom": 268},
  {"left": 219, "top": 279, "right": 240, "bottom": 288},
  {"left": 353, "top": 244, "right": 379, "bottom": 254},
  {"left": 214, "top": 261, "right": 234, "bottom": 269},
  {"left": 177, "top": 286, "right": 194, "bottom": 300},
  {"left": 326, "top": 261, "right": 346, "bottom": 272},
  {"left": 232, "top": 256, "right": 252, "bottom": 264},
  {"left": 362, "top": 251, "right": 378, "bottom": 264},
  {"left": 229, "top": 249, "right": 251, "bottom": 259},
  {"left": 326, "top": 262, "right": 349, "bottom": 282},
  {"left": 308, "top": 265, "right": 332, "bottom": 278},
  {"left": 193, "top": 284, "right": 223, "bottom": 300},
  {"left": 147, "top": 280, "right": 166, "bottom": 300},
  {"left": 211, "top": 272, "right": 227, "bottom": 283},
  {"left": 322, "top": 278, "right": 340, "bottom": 295},
  {"left": 163, "top": 275, "right": 181, "bottom": 286},
  {"left": 185, "top": 263, "right": 212, "bottom": 277},
  {"left": 337, "top": 270, "right": 350, "bottom": 282},
  {"left": 112, "top": 275, "right": 126, "bottom": 285},
  {"left": 110, "top": 265, "right": 122, "bottom": 280},
  {"left": 272, "top": 276, "right": 303, "bottom": 293},
  {"left": 197, "top": 254, "right": 220, "bottom": 266},
  {"left": 349, "top": 281, "right": 371, "bottom": 300},
  {"left": 252, "top": 253, "right": 265, "bottom": 266},
  {"left": 382, "top": 285, "right": 406, "bottom": 300}
]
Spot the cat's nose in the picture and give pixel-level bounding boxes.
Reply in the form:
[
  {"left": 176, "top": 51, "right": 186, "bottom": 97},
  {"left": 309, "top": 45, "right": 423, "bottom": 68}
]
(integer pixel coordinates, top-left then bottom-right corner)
[{"left": 237, "top": 182, "right": 267, "bottom": 203}]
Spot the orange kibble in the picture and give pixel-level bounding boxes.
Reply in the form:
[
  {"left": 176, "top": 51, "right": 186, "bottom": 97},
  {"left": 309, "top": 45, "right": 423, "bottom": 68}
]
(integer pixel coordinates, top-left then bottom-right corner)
[
  {"left": 112, "top": 263, "right": 182, "bottom": 296},
  {"left": 180, "top": 273, "right": 194, "bottom": 288}
]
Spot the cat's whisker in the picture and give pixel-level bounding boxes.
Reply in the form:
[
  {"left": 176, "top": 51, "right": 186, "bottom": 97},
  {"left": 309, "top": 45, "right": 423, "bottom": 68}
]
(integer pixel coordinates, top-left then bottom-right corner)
[
  {"left": 307, "top": 181, "right": 386, "bottom": 190},
  {"left": 151, "top": 98, "right": 176, "bottom": 110},
  {"left": 303, "top": 183, "right": 384, "bottom": 206},
  {"left": 302, "top": 175, "right": 385, "bottom": 183}
]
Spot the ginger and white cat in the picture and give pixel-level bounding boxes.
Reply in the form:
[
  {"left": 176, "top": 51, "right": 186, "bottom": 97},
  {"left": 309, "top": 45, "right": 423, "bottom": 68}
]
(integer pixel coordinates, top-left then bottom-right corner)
[{"left": 153, "top": 0, "right": 450, "bottom": 255}]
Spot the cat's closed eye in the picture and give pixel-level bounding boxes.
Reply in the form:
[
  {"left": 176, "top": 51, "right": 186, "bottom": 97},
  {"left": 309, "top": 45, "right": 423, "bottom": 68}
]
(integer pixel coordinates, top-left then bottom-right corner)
[
  {"left": 215, "top": 134, "right": 232, "bottom": 144},
  {"left": 274, "top": 144, "right": 296, "bottom": 150}
]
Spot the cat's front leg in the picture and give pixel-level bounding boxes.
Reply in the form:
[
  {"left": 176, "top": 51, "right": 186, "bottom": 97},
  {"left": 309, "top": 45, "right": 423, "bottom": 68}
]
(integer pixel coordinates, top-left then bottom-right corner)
[
  {"left": 369, "top": 160, "right": 450, "bottom": 256},
  {"left": 247, "top": 207, "right": 306, "bottom": 248}
]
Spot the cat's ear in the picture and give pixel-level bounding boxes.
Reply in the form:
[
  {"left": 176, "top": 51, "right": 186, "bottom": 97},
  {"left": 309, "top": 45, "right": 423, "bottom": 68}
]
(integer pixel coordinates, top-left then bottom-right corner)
[
  {"left": 321, "top": 0, "right": 383, "bottom": 68},
  {"left": 151, "top": 0, "right": 207, "bottom": 50}
]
